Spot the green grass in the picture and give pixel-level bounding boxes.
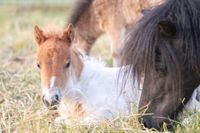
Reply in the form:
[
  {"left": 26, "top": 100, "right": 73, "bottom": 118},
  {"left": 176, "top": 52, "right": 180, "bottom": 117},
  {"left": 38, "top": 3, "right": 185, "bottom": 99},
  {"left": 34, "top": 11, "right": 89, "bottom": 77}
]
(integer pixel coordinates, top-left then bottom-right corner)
[{"left": 0, "top": 3, "right": 199, "bottom": 133}]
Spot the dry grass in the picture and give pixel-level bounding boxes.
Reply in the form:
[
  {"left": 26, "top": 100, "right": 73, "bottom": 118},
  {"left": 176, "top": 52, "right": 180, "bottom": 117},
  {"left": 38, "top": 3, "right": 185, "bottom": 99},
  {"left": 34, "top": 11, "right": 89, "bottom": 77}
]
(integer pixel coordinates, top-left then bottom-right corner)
[{"left": 0, "top": 3, "right": 199, "bottom": 133}]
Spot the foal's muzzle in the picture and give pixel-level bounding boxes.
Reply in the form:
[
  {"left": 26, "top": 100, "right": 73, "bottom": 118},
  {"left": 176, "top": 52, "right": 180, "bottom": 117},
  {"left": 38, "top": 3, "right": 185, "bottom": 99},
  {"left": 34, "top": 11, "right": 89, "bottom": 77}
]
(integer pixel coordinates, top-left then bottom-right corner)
[{"left": 42, "top": 94, "right": 61, "bottom": 110}]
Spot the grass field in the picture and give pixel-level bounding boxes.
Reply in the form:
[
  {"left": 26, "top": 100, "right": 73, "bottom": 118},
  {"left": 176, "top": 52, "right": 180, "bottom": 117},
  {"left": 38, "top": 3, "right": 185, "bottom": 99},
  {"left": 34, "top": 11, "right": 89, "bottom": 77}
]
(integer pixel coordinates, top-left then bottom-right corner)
[{"left": 0, "top": 2, "right": 200, "bottom": 133}]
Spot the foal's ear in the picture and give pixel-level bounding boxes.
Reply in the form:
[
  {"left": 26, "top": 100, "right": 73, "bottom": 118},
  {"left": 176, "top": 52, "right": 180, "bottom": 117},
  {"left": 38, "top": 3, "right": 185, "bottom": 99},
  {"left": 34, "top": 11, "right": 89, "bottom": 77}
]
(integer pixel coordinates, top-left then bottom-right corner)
[
  {"left": 158, "top": 20, "right": 176, "bottom": 37},
  {"left": 62, "top": 24, "right": 75, "bottom": 45},
  {"left": 34, "top": 25, "right": 46, "bottom": 46}
]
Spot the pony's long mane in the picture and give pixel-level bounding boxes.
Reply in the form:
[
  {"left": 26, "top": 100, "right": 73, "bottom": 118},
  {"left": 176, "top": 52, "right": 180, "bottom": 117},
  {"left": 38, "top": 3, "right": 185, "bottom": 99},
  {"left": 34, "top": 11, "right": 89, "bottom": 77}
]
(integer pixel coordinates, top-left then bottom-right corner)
[
  {"left": 69, "top": 0, "right": 93, "bottom": 26},
  {"left": 121, "top": 0, "right": 200, "bottom": 95}
]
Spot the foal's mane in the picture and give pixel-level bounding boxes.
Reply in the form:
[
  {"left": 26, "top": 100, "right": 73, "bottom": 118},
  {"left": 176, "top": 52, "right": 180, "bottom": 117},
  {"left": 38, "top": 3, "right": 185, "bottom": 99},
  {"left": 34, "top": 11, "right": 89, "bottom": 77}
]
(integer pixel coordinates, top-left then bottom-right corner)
[
  {"left": 121, "top": 0, "right": 200, "bottom": 95},
  {"left": 69, "top": 0, "right": 93, "bottom": 26}
]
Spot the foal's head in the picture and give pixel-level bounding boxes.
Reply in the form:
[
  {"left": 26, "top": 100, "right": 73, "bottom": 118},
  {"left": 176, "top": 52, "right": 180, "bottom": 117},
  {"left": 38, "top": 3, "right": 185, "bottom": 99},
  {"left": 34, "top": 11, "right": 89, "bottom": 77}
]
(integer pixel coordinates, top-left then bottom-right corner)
[{"left": 34, "top": 24, "right": 81, "bottom": 109}]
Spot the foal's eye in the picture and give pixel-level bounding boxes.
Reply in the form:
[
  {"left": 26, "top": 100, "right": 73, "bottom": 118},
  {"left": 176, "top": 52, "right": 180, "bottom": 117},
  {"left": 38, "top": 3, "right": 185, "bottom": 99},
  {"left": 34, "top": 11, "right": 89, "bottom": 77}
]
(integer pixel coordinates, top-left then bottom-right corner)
[
  {"left": 64, "top": 62, "right": 70, "bottom": 68},
  {"left": 37, "top": 63, "right": 41, "bottom": 69}
]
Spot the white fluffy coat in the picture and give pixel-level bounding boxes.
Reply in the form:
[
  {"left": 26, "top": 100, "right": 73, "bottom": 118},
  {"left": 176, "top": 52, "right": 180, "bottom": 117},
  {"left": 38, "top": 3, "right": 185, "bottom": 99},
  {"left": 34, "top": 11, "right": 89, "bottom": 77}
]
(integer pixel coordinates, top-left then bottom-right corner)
[{"left": 58, "top": 55, "right": 200, "bottom": 124}]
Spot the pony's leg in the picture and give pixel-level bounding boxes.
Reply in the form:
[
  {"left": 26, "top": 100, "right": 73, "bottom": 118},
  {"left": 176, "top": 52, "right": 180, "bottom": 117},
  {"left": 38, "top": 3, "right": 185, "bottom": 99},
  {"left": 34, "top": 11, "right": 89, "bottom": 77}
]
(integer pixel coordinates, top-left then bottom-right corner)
[
  {"left": 73, "top": 34, "right": 98, "bottom": 55},
  {"left": 107, "top": 27, "right": 126, "bottom": 66}
]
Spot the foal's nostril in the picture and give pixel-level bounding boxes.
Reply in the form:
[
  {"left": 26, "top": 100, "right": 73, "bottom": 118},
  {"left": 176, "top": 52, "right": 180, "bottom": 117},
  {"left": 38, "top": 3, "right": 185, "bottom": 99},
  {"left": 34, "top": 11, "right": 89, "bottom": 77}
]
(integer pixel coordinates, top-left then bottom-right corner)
[
  {"left": 42, "top": 96, "right": 50, "bottom": 107},
  {"left": 42, "top": 94, "right": 61, "bottom": 110},
  {"left": 54, "top": 94, "right": 60, "bottom": 101},
  {"left": 49, "top": 94, "right": 60, "bottom": 110},
  {"left": 52, "top": 94, "right": 60, "bottom": 103}
]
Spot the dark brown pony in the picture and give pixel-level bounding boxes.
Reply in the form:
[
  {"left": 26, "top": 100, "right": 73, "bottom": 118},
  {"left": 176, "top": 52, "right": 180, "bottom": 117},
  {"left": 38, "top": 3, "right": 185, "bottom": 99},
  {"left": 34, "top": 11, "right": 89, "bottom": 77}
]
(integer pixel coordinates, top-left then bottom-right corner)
[
  {"left": 121, "top": 0, "right": 200, "bottom": 130},
  {"left": 68, "top": 0, "right": 164, "bottom": 66}
]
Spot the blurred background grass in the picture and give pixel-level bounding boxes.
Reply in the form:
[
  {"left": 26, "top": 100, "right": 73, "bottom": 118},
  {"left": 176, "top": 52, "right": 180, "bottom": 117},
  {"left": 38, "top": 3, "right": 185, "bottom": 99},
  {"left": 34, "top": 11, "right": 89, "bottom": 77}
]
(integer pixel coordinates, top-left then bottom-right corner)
[
  {"left": 0, "top": 0, "right": 72, "bottom": 4},
  {"left": 0, "top": 1, "right": 199, "bottom": 133},
  {"left": 0, "top": 0, "right": 111, "bottom": 70}
]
